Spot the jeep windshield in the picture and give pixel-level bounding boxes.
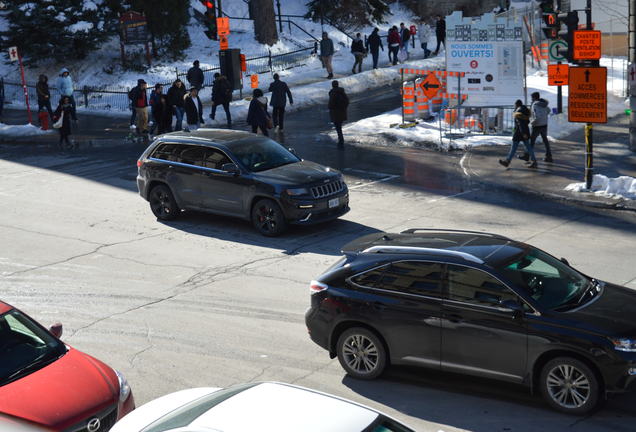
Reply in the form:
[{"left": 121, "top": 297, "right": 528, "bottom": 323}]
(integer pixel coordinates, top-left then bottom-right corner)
[{"left": 230, "top": 137, "right": 300, "bottom": 173}]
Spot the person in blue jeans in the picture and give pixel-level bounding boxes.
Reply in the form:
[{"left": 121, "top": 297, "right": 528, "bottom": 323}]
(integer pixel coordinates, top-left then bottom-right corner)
[
  {"left": 499, "top": 100, "right": 537, "bottom": 168},
  {"left": 167, "top": 79, "right": 186, "bottom": 131}
]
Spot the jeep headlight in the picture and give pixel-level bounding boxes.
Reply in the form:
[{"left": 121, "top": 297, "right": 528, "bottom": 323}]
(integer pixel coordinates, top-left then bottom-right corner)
[{"left": 285, "top": 187, "right": 309, "bottom": 196}]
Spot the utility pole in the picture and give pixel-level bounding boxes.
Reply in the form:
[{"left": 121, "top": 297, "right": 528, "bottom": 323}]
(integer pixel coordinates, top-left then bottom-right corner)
[
  {"left": 629, "top": 0, "right": 636, "bottom": 151},
  {"left": 276, "top": 0, "right": 283, "bottom": 33}
]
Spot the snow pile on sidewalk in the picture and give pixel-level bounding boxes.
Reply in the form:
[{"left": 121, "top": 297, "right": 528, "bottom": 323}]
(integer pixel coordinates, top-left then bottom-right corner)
[
  {"left": 0, "top": 123, "right": 53, "bottom": 138},
  {"left": 205, "top": 56, "right": 445, "bottom": 127},
  {"left": 565, "top": 175, "right": 636, "bottom": 200}
]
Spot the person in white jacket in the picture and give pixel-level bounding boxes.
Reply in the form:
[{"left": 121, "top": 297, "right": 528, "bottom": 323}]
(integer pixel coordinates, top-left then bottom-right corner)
[
  {"left": 418, "top": 21, "right": 433, "bottom": 59},
  {"left": 55, "top": 68, "right": 77, "bottom": 120}
]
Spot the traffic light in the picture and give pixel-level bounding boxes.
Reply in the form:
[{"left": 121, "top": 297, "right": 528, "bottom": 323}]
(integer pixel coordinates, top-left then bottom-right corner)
[
  {"left": 557, "top": 11, "right": 579, "bottom": 62},
  {"left": 542, "top": 12, "right": 558, "bottom": 39},
  {"left": 201, "top": 0, "right": 217, "bottom": 40},
  {"left": 539, "top": 0, "right": 554, "bottom": 13}
]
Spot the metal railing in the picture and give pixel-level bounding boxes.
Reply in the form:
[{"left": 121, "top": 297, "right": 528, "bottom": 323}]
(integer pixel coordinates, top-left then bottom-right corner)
[
  {"left": 2, "top": 46, "right": 317, "bottom": 112},
  {"left": 439, "top": 105, "right": 515, "bottom": 139}
]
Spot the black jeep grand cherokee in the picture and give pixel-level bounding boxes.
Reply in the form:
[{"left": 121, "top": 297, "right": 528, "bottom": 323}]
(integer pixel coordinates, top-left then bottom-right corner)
[{"left": 136, "top": 129, "right": 349, "bottom": 236}]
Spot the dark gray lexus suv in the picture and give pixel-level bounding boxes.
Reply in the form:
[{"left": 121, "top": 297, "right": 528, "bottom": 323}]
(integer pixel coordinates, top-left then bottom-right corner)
[{"left": 136, "top": 129, "right": 349, "bottom": 236}]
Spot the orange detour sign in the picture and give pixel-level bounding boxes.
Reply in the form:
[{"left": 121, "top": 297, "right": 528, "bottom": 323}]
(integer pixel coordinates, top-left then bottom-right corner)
[
  {"left": 250, "top": 74, "right": 258, "bottom": 89},
  {"left": 568, "top": 67, "right": 607, "bottom": 124},
  {"left": 573, "top": 30, "right": 601, "bottom": 60},
  {"left": 418, "top": 73, "right": 441, "bottom": 99},
  {"left": 219, "top": 34, "right": 229, "bottom": 50},
  {"left": 217, "top": 17, "right": 230, "bottom": 36},
  {"left": 547, "top": 64, "right": 569, "bottom": 86},
  {"left": 240, "top": 54, "right": 246, "bottom": 72}
]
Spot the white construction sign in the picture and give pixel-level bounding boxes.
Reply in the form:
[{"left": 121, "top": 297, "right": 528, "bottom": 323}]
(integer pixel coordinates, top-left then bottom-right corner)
[{"left": 446, "top": 41, "right": 524, "bottom": 106}]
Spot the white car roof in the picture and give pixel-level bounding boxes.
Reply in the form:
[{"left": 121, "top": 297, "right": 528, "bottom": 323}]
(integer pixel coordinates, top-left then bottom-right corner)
[{"left": 190, "top": 382, "right": 379, "bottom": 432}]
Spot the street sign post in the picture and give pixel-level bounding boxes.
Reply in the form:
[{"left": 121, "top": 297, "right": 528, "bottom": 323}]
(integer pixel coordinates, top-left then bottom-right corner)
[
  {"left": 7, "top": 47, "right": 32, "bottom": 124},
  {"left": 217, "top": 17, "right": 230, "bottom": 36},
  {"left": 573, "top": 30, "right": 601, "bottom": 60},
  {"left": 418, "top": 73, "right": 441, "bottom": 99},
  {"left": 548, "top": 63, "right": 569, "bottom": 86},
  {"left": 568, "top": 66, "right": 607, "bottom": 123},
  {"left": 548, "top": 40, "right": 568, "bottom": 62}
]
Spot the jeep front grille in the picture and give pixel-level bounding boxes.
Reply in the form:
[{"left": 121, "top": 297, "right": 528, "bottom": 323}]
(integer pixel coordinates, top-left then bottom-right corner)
[{"left": 311, "top": 180, "right": 344, "bottom": 199}]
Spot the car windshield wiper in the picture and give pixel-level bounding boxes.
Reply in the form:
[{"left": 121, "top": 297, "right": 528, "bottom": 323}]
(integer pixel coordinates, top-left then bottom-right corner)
[
  {"left": 1, "top": 351, "right": 59, "bottom": 384},
  {"left": 554, "top": 280, "right": 598, "bottom": 312}
]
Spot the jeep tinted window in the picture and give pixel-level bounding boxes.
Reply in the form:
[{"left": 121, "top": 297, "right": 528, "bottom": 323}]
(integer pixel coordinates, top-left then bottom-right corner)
[
  {"left": 178, "top": 146, "right": 206, "bottom": 166},
  {"left": 376, "top": 261, "right": 443, "bottom": 297},
  {"left": 203, "top": 148, "right": 231, "bottom": 170},
  {"left": 152, "top": 143, "right": 180, "bottom": 161},
  {"left": 446, "top": 265, "right": 517, "bottom": 307}
]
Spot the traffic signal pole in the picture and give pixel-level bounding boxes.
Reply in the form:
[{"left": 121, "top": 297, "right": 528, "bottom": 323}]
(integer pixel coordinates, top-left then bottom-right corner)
[
  {"left": 584, "top": 0, "right": 594, "bottom": 189},
  {"left": 629, "top": 0, "right": 636, "bottom": 151}
]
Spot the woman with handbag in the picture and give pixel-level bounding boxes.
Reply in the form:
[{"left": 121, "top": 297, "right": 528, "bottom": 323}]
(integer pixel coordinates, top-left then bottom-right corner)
[
  {"left": 52, "top": 96, "right": 73, "bottom": 149},
  {"left": 246, "top": 88, "right": 271, "bottom": 137}
]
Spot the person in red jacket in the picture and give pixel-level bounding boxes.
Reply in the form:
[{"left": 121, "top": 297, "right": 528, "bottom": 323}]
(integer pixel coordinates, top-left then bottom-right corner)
[{"left": 387, "top": 26, "right": 402, "bottom": 65}]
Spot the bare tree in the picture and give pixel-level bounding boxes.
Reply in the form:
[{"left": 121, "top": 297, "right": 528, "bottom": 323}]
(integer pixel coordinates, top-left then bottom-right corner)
[{"left": 251, "top": 0, "right": 278, "bottom": 45}]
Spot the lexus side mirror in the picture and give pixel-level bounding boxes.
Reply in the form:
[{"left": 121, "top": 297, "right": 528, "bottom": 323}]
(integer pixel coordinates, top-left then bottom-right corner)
[
  {"left": 560, "top": 257, "right": 570, "bottom": 266},
  {"left": 221, "top": 163, "right": 239, "bottom": 175},
  {"left": 49, "top": 322, "right": 63, "bottom": 339}
]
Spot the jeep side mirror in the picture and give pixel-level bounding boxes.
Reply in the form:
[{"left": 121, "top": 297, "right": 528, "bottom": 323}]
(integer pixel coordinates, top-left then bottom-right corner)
[
  {"left": 49, "top": 322, "right": 63, "bottom": 339},
  {"left": 221, "top": 163, "right": 240, "bottom": 175}
]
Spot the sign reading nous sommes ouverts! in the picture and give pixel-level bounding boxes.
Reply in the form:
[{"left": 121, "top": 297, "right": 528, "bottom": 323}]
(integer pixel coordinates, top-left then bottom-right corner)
[{"left": 445, "top": 11, "right": 523, "bottom": 106}]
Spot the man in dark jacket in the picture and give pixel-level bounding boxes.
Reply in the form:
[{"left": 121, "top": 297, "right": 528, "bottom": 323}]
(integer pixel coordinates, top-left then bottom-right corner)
[
  {"left": 128, "top": 79, "right": 149, "bottom": 134},
  {"left": 36, "top": 74, "right": 53, "bottom": 121},
  {"left": 519, "top": 92, "right": 553, "bottom": 162},
  {"left": 351, "top": 33, "right": 366, "bottom": 74},
  {"left": 167, "top": 79, "right": 186, "bottom": 131},
  {"left": 366, "top": 28, "right": 383, "bottom": 69},
  {"left": 320, "top": 33, "right": 335, "bottom": 79},
  {"left": 433, "top": 15, "right": 446, "bottom": 55},
  {"left": 149, "top": 83, "right": 163, "bottom": 135},
  {"left": 400, "top": 23, "right": 411, "bottom": 59},
  {"left": 499, "top": 100, "right": 537, "bottom": 168},
  {"left": 268, "top": 73, "right": 293, "bottom": 131},
  {"left": 186, "top": 60, "right": 204, "bottom": 90},
  {"left": 184, "top": 87, "right": 204, "bottom": 131},
  {"left": 328, "top": 80, "right": 349, "bottom": 149},
  {"left": 210, "top": 73, "right": 233, "bottom": 127}
]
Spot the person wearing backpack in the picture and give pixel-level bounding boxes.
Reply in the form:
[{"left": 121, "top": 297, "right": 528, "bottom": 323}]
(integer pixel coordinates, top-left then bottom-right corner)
[
  {"left": 328, "top": 80, "right": 349, "bottom": 149},
  {"left": 128, "top": 79, "right": 149, "bottom": 135},
  {"left": 167, "top": 79, "right": 186, "bottom": 131},
  {"left": 351, "top": 33, "right": 366, "bottom": 74},
  {"left": 210, "top": 73, "right": 233, "bottom": 127},
  {"left": 186, "top": 60, "right": 204, "bottom": 90},
  {"left": 499, "top": 99, "right": 537, "bottom": 169},
  {"left": 268, "top": 73, "right": 293, "bottom": 131}
]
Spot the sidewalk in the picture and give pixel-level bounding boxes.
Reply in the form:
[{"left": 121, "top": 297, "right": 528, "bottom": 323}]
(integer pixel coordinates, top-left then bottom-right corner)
[{"left": 462, "top": 114, "right": 636, "bottom": 211}]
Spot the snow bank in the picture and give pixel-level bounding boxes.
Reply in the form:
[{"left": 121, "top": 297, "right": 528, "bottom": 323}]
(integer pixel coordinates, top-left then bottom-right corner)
[
  {"left": 565, "top": 175, "right": 636, "bottom": 200},
  {"left": 0, "top": 123, "right": 53, "bottom": 138}
]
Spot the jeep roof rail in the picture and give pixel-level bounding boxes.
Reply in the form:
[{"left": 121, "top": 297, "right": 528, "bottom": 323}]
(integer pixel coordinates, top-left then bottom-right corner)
[
  {"left": 400, "top": 228, "right": 511, "bottom": 240},
  {"left": 360, "top": 246, "right": 484, "bottom": 264}
]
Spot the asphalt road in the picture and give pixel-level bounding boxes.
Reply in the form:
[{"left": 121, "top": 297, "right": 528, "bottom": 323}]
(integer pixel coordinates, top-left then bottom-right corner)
[{"left": 1, "top": 88, "right": 636, "bottom": 431}]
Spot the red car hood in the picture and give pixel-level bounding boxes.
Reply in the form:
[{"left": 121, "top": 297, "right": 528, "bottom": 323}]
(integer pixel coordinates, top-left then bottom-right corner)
[{"left": 0, "top": 347, "right": 118, "bottom": 429}]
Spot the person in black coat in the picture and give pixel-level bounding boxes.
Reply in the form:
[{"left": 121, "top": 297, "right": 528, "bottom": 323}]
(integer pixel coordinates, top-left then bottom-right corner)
[
  {"left": 167, "top": 79, "right": 186, "bottom": 131},
  {"left": 328, "top": 80, "right": 349, "bottom": 148},
  {"left": 154, "top": 95, "right": 173, "bottom": 135},
  {"left": 351, "top": 33, "right": 366, "bottom": 74},
  {"left": 186, "top": 60, "right": 204, "bottom": 90},
  {"left": 184, "top": 87, "right": 204, "bottom": 131},
  {"left": 53, "top": 96, "right": 73, "bottom": 148},
  {"left": 246, "top": 88, "right": 271, "bottom": 136},
  {"left": 210, "top": 73, "right": 233, "bottom": 127},
  {"left": 268, "top": 74, "right": 293, "bottom": 131},
  {"left": 433, "top": 15, "right": 446, "bottom": 55},
  {"left": 366, "top": 28, "right": 383, "bottom": 69},
  {"left": 36, "top": 74, "right": 53, "bottom": 121},
  {"left": 499, "top": 100, "right": 537, "bottom": 168}
]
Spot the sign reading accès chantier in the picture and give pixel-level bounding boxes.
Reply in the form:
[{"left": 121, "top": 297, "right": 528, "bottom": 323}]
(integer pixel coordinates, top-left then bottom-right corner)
[
  {"left": 568, "top": 67, "right": 607, "bottom": 123},
  {"left": 446, "top": 41, "right": 523, "bottom": 105}
]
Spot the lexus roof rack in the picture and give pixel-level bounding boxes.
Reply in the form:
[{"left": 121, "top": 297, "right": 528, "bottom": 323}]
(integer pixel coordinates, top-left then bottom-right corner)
[
  {"left": 400, "top": 228, "right": 512, "bottom": 241},
  {"left": 360, "top": 246, "right": 484, "bottom": 264}
]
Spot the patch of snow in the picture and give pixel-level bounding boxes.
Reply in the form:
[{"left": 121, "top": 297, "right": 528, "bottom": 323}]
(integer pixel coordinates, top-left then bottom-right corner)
[
  {"left": 83, "top": 1, "right": 98, "bottom": 11},
  {"left": 55, "top": 12, "right": 67, "bottom": 22},
  {"left": 0, "top": 123, "right": 54, "bottom": 138},
  {"left": 565, "top": 175, "right": 636, "bottom": 200},
  {"left": 68, "top": 21, "right": 94, "bottom": 33}
]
